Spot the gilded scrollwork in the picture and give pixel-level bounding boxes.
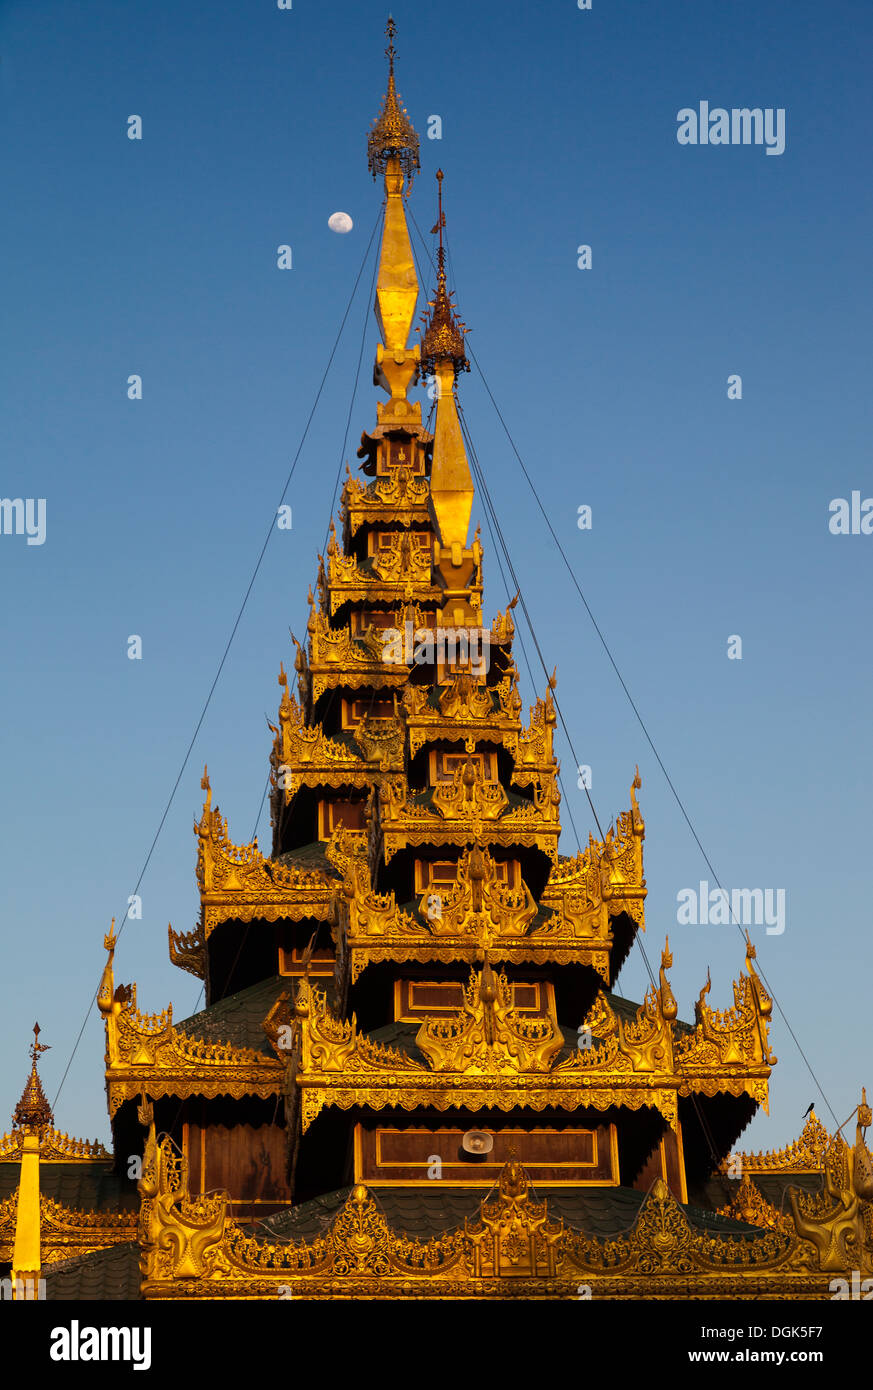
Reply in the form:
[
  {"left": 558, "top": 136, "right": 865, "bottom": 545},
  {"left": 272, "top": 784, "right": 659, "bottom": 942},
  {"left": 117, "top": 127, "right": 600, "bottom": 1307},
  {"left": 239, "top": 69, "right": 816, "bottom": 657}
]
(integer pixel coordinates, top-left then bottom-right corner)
[
  {"left": 733, "top": 1109, "right": 831, "bottom": 1174},
  {"left": 137, "top": 1156, "right": 869, "bottom": 1299},
  {"left": 414, "top": 841, "right": 537, "bottom": 943},
  {"left": 99, "top": 932, "right": 282, "bottom": 1112},
  {"left": 415, "top": 960, "right": 565, "bottom": 1074},
  {"left": 342, "top": 463, "right": 431, "bottom": 537},
  {"left": 167, "top": 922, "right": 205, "bottom": 980},
  {"left": 196, "top": 784, "right": 335, "bottom": 937}
]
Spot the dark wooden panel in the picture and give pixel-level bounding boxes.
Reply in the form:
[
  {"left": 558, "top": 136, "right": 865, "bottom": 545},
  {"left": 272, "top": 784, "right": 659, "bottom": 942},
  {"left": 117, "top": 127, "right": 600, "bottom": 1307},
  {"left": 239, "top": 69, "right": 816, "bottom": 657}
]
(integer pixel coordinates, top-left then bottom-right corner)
[
  {"left": 395, "top": 977, "right": 548, "bottom": 1021},
  {"left": 279, "top": 941, "right": 334, "bottom": 979},
  {"left": 356, "top": 1124, "right": 617, "bottom": 1185},
  {"left": 318, "top": 797, "right": 367, "bottom": 837},
  {"left": 187, "top": 1122, "right": 292, "bottom": 1204},
  {"left": 414, "top": 857, "right": 519, "bottom": 892}
]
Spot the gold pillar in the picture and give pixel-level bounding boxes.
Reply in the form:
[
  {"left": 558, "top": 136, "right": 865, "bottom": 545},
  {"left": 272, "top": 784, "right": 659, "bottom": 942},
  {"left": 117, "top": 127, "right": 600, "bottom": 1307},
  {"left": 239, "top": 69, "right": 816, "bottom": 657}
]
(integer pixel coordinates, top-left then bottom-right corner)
[{"left": 11, "top": 1129, "right": 41, "bottom": 1297}]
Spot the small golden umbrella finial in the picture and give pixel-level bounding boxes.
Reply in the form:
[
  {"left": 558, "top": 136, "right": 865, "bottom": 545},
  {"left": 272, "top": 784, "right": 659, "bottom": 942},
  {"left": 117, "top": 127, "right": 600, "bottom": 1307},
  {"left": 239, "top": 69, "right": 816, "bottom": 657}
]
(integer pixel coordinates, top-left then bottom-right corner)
[
  {"left": 12, "top": 1023, "right": 54, "bottom": 1132},
  {"left": 419, "top": 171, "right": 470, "bottom": 381},
  {"left": 367, "top": 18, "right": 419, "bottom": 186}
]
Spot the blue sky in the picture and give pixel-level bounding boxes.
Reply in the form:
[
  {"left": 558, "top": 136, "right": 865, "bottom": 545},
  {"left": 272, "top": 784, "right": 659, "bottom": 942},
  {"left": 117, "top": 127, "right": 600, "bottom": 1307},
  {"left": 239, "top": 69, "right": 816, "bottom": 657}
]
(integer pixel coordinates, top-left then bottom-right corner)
[{"left": 1, "top": 0, "right": 871, "bottom": 1154}]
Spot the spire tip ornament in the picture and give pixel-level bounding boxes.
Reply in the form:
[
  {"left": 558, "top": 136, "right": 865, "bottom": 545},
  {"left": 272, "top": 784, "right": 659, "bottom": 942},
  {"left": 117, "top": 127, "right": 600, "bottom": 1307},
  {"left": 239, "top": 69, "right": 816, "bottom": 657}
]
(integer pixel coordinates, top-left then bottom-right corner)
[
  {"left": 12, "top": 1023, "right": 54, "bottom": 1133},
  {"left": 419, "top": 170, "right": 470, "bottom": 381},
  {"left": 367, "top": 17, "right": 420, "bottom": 187}
]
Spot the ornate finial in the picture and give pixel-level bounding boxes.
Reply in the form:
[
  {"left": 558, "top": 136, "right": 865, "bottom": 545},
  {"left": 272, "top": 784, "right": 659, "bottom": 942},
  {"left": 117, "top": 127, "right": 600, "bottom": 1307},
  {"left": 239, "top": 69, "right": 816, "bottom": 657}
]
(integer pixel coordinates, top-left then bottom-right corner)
[
  {"left": 695, "top": 967, "right": 712, "bottom": 1024},
  {"left": 498, "top": 1154, "right": 528, "bottom": 1201},
  {"left": 201, "top": 765, "right": 211, "bottom": 812},
  {"left": 30, "top": 1023, "right": 49, "bottom": 1065},
  {"left": 367, "top": 18, "right": 419, "bottom": 185},
  {"left": 419, "top": 171, "right": 470, "bottom": 380},
  {"left": 630, "top": 765, "right": 643, "bottom": 829},
  {"left": 12, "top": 1023, "right": 54, "bottom": 1133},
  {"left": 433, "top": 168, "right": 446, "bottom": 251},
  {"left": 658, "top": 938, "right": 678, "bottom": 1021},
  {"left": 479, "top": 954, "right": 498, "bottom": 1046}
]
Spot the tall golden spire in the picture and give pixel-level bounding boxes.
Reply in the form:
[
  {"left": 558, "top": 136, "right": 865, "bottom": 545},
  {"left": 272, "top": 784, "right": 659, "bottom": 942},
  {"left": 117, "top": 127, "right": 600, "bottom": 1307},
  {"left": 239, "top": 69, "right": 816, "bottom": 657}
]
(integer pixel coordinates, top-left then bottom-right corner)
[
  {"left": 12, "top": 1022, "right": 53, "bottom": 1133},
  {"left": 369, "top": 18, "right": 421, "bottom": 427},
  {"left": 419, "top": 171, "right": 480, "bottom": 627}
]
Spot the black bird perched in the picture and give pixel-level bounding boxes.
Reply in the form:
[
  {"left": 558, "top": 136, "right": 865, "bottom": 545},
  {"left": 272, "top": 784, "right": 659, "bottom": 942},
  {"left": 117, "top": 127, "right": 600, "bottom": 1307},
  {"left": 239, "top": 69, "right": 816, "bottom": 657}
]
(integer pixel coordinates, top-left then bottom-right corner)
[{"left": 802, "top": 1103, "right": 816, "bottom": 1119}]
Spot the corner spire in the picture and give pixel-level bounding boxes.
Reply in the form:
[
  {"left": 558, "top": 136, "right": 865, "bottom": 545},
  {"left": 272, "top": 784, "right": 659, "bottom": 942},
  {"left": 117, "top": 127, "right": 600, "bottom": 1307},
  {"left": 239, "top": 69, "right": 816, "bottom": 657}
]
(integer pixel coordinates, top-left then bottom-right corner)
[
  {"left": 12, "top": 1023, "right": 53, "bottom": 1133},
  {"left": 420, "top": 172, "right": 479, "bottom": 626},
  {"left": 420, "top": 171, "right": 470, "bottom": 379}
]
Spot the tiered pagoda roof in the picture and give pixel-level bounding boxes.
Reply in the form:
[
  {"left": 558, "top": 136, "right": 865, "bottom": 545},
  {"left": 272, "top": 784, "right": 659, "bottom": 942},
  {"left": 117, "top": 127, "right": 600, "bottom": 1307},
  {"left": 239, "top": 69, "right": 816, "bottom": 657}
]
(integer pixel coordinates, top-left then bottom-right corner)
[{"left": 2, "top": 20, "right": 870, "bottom": 1302}]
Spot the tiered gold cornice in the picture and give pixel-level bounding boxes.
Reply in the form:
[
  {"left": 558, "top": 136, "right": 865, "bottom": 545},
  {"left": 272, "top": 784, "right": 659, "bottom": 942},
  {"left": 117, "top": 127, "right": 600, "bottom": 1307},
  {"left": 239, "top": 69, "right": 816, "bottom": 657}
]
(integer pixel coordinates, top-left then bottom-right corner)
[
  {"left": 284, "top": 944, "right": 774, "bottom": 1133},
  {"left": 4, "top": 19, "right": 866, "bottom": 1308},
  {"left": 308, "top": 591, "right": 511, "bottom": 706},
  {"left": 405, "top": 666, "right": 558, "bottom": 791},
  {"left": 278, "top": 966, "right": 680, "bottom": 1132},
  {"left": 196, "top": 771, "right": 335, "bottom": 935},
  {"left": 271, "top": 679, "right": 404, "bottom": 805},
  {"left": 99, "top": 929, "right": 282, "bottom": 1115},
  {"left": 541, "top": 771, "right": 647, "bottom": 946},
  {"left": 373, "top": 762, "right": 562, "bottom": 866},
  {"left": 323, "top": 520, "right": 444, "bottom": 613},
  {"left": 341, "top": 464, "right": 431, "bottom": 536},
  {"left": 329, "top": 796, "right": 643, "bottom": 983},
  {"left": 585, "top": 950, "right": 773, "bottom": 1111},
  {"left": 675, "top": 935, "right": 777, "bottom": 1095},
  {"left": 302, "top": 603, "right": 422, "bottom": 705}
]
